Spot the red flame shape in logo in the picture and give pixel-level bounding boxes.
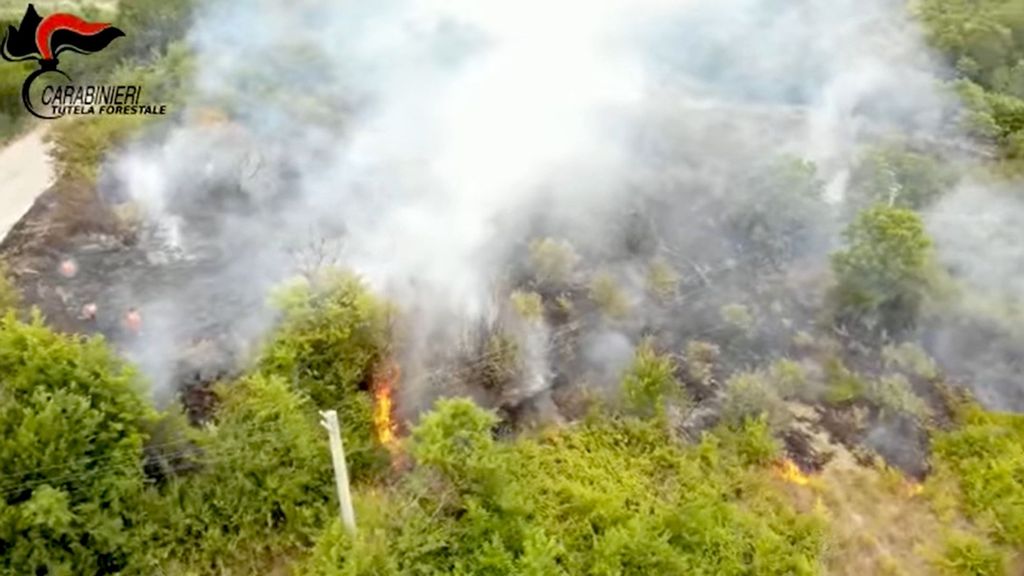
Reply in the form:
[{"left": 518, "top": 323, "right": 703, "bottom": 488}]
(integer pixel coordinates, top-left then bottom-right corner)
[{"left": 36, "top": 13, "right": 113, "bottom": 60}]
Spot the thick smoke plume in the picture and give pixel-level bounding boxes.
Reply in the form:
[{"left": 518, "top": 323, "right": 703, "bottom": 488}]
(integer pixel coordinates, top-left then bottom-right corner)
[{"left": 106, "top": 0, "right": 974, "bottom": 411}]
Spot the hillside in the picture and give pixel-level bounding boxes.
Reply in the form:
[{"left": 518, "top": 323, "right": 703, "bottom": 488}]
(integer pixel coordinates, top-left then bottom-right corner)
[{"left": 1, "top": 0, "right": 1024, "bottom": 574}]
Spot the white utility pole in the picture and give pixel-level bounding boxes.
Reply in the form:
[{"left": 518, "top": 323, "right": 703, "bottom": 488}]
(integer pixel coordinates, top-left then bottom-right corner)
[{"left": 320, "top": 410, "right": 356, "bottom": 533}]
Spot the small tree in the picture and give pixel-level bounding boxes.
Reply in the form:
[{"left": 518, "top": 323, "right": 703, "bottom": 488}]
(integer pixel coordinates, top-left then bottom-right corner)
[
  {"left": 510, "top": 290, "right": 544, "bottom": 322},
  {"left": 685, "top": 341, "right": 720, "bottom": 389},
  {"left": 589, "top": 271, "right": 630, "bottom": 321},
  {"left": 528, "top": 238, "right": 579, "bottom": 286},
  {"left": 830, "top": 206, "right": 935, "bottom": 337},
  {"left": 621, "top": 341, "right": 682, "bottom": 416},
  {"left": 646, "top": 259, "right": 680, "bottom": 302},
  {"left": 260, "top": 269, "right": 391, "bottom": 479},
  {"left": 721, "top": 371, "right": 788, "bottom": 429},
  {"left": 847, "top": 146, "right": 957, "bottom": 212}
]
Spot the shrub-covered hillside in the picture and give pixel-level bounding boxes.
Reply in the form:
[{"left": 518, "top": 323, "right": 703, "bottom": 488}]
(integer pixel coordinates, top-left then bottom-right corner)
[{"left": 1, "top": 0, "right": 1024, "bottom": 575}]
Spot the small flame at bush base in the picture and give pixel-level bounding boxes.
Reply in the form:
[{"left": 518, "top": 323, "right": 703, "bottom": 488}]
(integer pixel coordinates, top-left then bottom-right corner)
[
  {"left": 774, "top": 459, "right": 812, "bottom": 486},
  {"left": 373, "top": 359, "right": 400, "bottom": 450}
]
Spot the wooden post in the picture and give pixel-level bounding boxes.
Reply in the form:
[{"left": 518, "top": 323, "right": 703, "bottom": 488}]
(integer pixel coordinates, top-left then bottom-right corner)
[{"left": 320, "top": 410, "right": 356, "bottom": 533}]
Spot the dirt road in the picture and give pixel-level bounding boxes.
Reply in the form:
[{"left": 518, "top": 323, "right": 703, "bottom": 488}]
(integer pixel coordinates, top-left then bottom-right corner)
[{"left": 0, "top": 126, "right": 54, "bottom": 239}]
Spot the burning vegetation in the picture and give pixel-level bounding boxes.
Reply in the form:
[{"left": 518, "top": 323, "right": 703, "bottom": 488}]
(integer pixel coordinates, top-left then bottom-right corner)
[
  {"left": 775, "top": 458, "right": 813, "bottom": 487},
  {"left": 1, "top": 0, "right": 1024, "bottom": 574},
  {"left": 372, "top": 359, "right": 400, "bottom": 450}
]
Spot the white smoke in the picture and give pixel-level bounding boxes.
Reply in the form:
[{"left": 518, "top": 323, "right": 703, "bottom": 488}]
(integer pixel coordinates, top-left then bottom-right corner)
[{"left": 107, "top": 0, "right": 965, "bottom": 405}]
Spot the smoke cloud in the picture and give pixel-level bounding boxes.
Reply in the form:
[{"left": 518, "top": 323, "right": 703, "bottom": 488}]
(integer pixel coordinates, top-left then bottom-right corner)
[{"left": 105, "top": 0, "right": 980, "bottom": 411}]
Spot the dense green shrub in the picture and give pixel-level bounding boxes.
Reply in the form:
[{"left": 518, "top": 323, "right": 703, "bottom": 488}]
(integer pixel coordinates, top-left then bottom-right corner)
[
  {"left": 865, "top": 374, "right": 929, "bottom": 421},
  {"left": 934, "top": 533, "right": 1007, "bottom": 576},
  {"left": 918, "top": 0, "right": 1024, "bottom": 94},
  {"left": 882, "top": 342, "right": 940, "bottom": 380},
  {"left": 823, "top": 357, "right": 867, "bottom": 405},
  {"left": 153, "top": 374, "right": 333, "bottom": 573},
  {"left": 304, "top": 398, "right": 825, "bottom": 576},
  {"left": 509, "top": 290, "right": 544, "bottom": 321},
  {"left": 621, "top": 341, "right": 682, "bottom": 416},
  {"left": 918, "top": 0, "right": 1024, "bottom": 166},
  {"left": 847, "top": 146, "right": 958, "bottom": 211},
  {"left": 721, "top": 371, "right": 789, "bottom": 429},
  {"left": 766, "top": 358, "right": 814, "bottom": 401},
  {"left": 830, "top": 205, "right": 935, "bottom": 336},
  {"left": 260, "top": 270, "right": 391, "bottom": 480},
  {"left": 932, "top": 406, "right": 1024, "bottom": 547},
  {"left": 0, "top": 313, "right": 156, "bottom": 574}
]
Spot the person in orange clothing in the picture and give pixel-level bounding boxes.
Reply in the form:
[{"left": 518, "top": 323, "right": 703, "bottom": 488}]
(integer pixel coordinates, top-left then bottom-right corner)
[{"left": 123, "top": 307, "right": 142, "bottom": 336}]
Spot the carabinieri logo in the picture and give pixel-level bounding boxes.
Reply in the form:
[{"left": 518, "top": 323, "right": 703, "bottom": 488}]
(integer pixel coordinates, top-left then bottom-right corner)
[{"left": 1, "top": 4, "right": 167, "bottom": 119}]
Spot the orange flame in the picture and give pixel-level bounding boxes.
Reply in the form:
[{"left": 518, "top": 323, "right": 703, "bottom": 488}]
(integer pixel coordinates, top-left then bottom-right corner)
[
  {"left": 373, "top": 360, "right": 400, "bottom": 449},
  {"left": 774, "top": 459, "right": 812, "bottom": 486},
  {"left": 904, "top": 481, "right": 924, "bottom": 497}
]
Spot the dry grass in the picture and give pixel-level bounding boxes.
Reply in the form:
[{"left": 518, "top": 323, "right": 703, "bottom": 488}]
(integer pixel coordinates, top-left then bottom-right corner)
[
  {"left": 817, "top": 459, "right": 947, "bottom": 575},
  {"left": 770, "top": 419, "right": 993, "bottom": 576}
]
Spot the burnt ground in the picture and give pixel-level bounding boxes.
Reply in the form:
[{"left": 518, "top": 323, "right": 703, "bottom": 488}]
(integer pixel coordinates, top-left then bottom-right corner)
[
  {"left": 0, "top": 180, "right": 254, "bottom": 422},
  {"left": 0, "top": 173, "right": 977, "bottom": 480}
]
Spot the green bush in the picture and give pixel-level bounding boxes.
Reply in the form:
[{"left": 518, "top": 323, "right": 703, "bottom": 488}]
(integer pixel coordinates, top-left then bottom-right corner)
[
  {"left": 767, "top": 359, "right": 813, "bottom": 401},
  {"left": 824, "top": 357, "right": 867, "bottom": 405},
  {"left": 685, "top": 340, "right": 720, "bottom": 388},
  {"left": 713, "top": 415, "right": 781, "bottom": 467},
  {"left": 918, "top": 0, "right": 1024, "bottom": 94},
  {"left": 0, "top": 313, "right": 156, "bottom": 574},
  {"left": 646, "top": 258, "right": 680, "bottom": 302},
  {"left": 621, "top": 341, "right": 682, "bottom": 416},
  {"left": 589, "top": 271, "right": 629, "bottom": 320},
  {"left": 934, "top": 533, "right": 1007, "bottom": 576},
  {"left": 830, "top": 205, "right": 935, "bottom": 336},
  {"left": 866, "top": 375, "right": 929, "bottom": 420},
  {"left": 509, "top": 290, "right": 544, "bottom": 321},
  {"left": 528, "top": 238, "right": 579, "bottom": 286},
  {"left": 720, "top": 303, "right": 756, "bottom": 336},
  {"left": 932, "top": 406, "right": 1024, "bottom": 547},
  {"left": 918, "top": 1, "right": 1024, "bottom": 163},
  {"left": 260, "top": 270, "right": 391, "bottom": 480},
  {"left": 305, "top": 399, "right": 824, "bottom": 576},
  {"left": 152, "top": 374, "right": 333, "bottom": 573},
  {"left": 847, "top": 145, "right": 957, "bottom": 211},
  {"left": 721, "top": 371, "right": 789, "bottom": 429},
  {"left": 409, "top": 398, "right": 503, "bottom": 495},
  {"left": 882, "top": 342, "right": 940, "bottom": 380}
]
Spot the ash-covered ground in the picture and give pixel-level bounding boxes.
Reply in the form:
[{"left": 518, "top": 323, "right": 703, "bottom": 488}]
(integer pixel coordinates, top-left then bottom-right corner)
[{"left": 0, "top": 108, "right": 968, "bottom": 479}]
